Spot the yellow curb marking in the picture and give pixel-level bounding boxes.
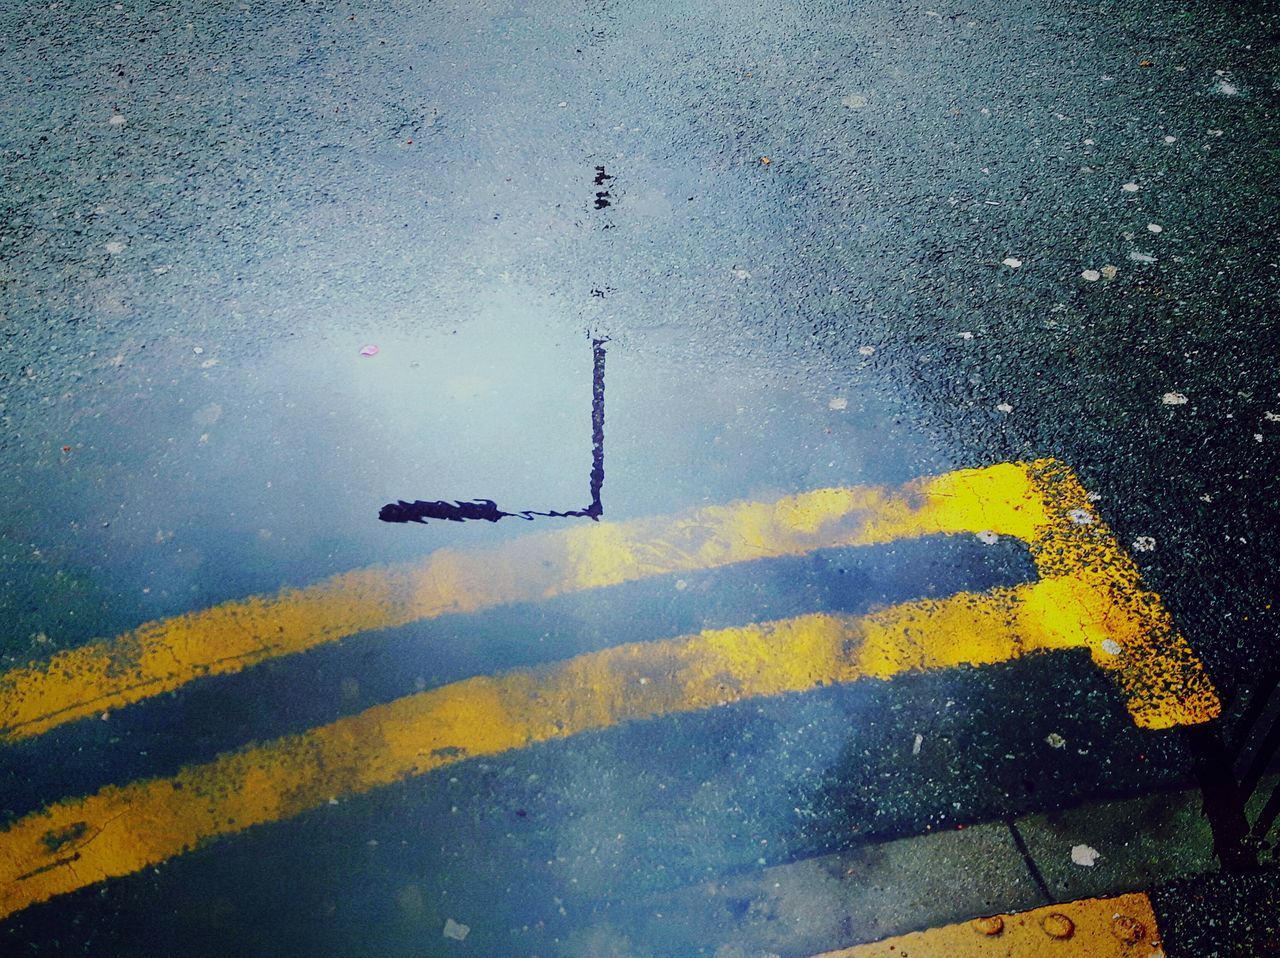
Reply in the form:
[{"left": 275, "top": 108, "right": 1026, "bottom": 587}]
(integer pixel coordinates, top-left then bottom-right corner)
[
  {"left": 0, "top": 459, "right": 1219, "bottom": 920},
  {"left": 0, "top": 585, "right": 1158, "bottom": 921},
  {"left": 812, "top": 891, "right": 1164, "bottom": 957},
  {"left": 0, "top": 459, "right": 1216, "bottom": 740}
]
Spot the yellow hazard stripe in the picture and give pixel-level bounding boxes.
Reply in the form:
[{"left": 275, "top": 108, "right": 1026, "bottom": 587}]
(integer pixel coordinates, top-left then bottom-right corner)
[
  {"left": 0, "top": 459, "right": 1217, "bottom": 741},
  {"left": 0, "top": 578, "right": 1112, "bottom": 921},
  {"left": 812, "top": 891, "right": 1164, "bottom": 957}
]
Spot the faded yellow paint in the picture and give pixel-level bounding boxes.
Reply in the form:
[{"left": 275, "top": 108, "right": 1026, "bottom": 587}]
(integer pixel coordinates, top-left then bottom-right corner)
[
  {"left": 0, "top": 459, "right": 1098, "bottom": 742},
  {"left": 812, "top": 892, "right": 1164, "bottom": 957},
  {"left": 0, "top": 577, "right": 1135, "bottom": 921}
]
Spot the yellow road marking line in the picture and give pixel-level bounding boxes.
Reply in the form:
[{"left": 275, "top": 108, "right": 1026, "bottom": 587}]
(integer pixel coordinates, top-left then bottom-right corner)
[
  {"left": 0, "top": 459, "right": 1218, "bottom": 741},
  {"left": 811, "top": 891, "right": 1164, "bottom": 957},
  {"left": 0, "top": 579, "right": 1119, "bottom": 921}
]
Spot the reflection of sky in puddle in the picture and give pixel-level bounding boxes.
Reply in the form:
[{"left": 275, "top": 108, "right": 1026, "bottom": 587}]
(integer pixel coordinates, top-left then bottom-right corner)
[{"left": 6, "top": 291, "right": 950, "bottom": 648}]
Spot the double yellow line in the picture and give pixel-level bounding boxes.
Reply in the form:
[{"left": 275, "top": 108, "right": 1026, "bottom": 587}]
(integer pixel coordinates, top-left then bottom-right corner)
[{"left": 0, "top": 459, "right": 1218, "bottom": 921}]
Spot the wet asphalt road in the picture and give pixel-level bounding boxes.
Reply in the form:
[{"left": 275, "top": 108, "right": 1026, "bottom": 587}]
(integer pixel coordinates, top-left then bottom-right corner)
[{"left": 1, "top": 0, "right": 1279, "bottom": 954}]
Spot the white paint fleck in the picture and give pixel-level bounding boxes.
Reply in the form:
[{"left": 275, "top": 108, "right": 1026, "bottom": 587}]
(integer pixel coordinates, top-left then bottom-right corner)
[
  {"left": 442, "top": 918, "right": 470, "bottom": 941},
  {"left": 1086, "top": 491, "right": 1102, "bottom": 501},
  {"left": 1209, "top": 129, "right": 1224, "bottom": 136},
  {"left": 1256, "top": 433, "right": 1264, "bottom": 443},
  {"left": 1263, "top": 411, "right": 1280, "bottom": 422},
  {"left": 958, "top": 331, "right": 974, "bottom": 340},
  {"left": 828, "top": 396, "right": 848, "bottom": 411},
  {"left": 1002, "top": 257, "right": 1023, "bottom": 268},
  {"left": 1129, "top": 251, "right": 1157, "bottom": 263},
  {"left": 104, "top": 240, "right": 126, "bottom": 254},
  {"left": 1147, "top": 223, "right": 1163, "bottom": 233},
  {"left": 1132, "top": 536, "right": 1157, "bottom": 552},
  {"left": 1083, "top": 138, "right": 1095, "bottom": 145},
  {"left": 995, "top": 402, "right": 1013, "bottom": 413},
  {"left": 1071, "top": 844, "right": 1101, "bottom": 867},
  {"left": 1122, "top": 182, "right": 1141, "bottom": 193},
  {"left": 976, "top": 530, "right": 999, "bottom": 545},
  {"left": 841, "top": 94, "right": 869, "bottom": 109},
  {"left": 1046, "top": 732, "right": 1067, "bottom": 749},
  {"left": 1067, "top": 508, "right": 1093, "bottom": 525},
  {"left": 1162, "top": 391, "right": 1188, "bottom": 405},
  {"left": 858, "top": 345, "right": 875, "bottom": 356},
  {"left": 1100, "top": 638, "right": 1123, "bottom": 656},
  {"left": 1081, "top": 269, "right": 1101, "bottom": 282},
  {"left": 109, "top": 113, "right": 127, "bottom": 127},
  {"left": 912, "top": 733, "right": 923, "bottom": 755}
]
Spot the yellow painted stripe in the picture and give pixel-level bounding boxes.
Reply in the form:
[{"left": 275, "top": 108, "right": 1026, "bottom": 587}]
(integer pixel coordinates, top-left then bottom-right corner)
[
  {"left": 0, "top": 577, "right": 1103, "bottom": 922},
  {"left": 812, "top": 892, "right": 1164, "bottom": 957},
  {"left": 1021, "top": 459, "right": 1219, "bottom": 730},
  {"left": 0, "top": 462, "right": 1050, "bottom": 741}
]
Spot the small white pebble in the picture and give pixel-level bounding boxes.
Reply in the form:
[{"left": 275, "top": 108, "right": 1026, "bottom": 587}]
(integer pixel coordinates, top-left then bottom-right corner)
[
  {"left": 442, "top": 919, "right": 470, "bottom": 941},
  {"left": 1214, "top": 80, "right": 1238, "bottom": 96},
  {"left": 733, "top": 268, "right": 751, "bottom": 280},
  {"left": 1067, "top": 508, "right": 1093, "bottom": 525},
  {"left": 1133, "top": 536, "right": 1157, "bottom": 552},
  {"left": 912, "top": 733, "right": 923, "bottom": 755},
  {"left": 1101, "top": 264, "right": 1119, "bottom": 280},
  {"left": 1162, "top": 391, "right": 1188, "bottom": 405},
  {"left": 1264, "top": 411, "right": 1280, "bottom": 422},
  {"left": 192, "top": 346, "right": 204, "bottom": 355},
  {"left": 1122, "top": 182, "right": 1141, "bottom": 193},
  {"left": 104, "top": 240, "right": 126, "bottom": 254},
  {"left": 958, "top": 331, "right": 974, "bottom": 340},
  {"left": 841, "top": 94, "right": 869, "bottom": 109},
  {"left": 1046, "top": 732, "right": 1067, "bottom": 749},
  {"left": 1163, "top": 135, "right": 1177, "bottom": 143},
  {"left": 1129, "top": 251, "right": 1157, "bottom": 263},
  {"left": 1147, "top": 223, "right": 1163, "bottom": 233},
  {"left": 1002, "top": 257, "right": 1022, "bottom": 268},
  {"left": 976, "top": 530, "right": 999, "bottom": 545},
  {"left": 1071, "top": 844, "right": 1101, "bottom": 867},
  {"left": 109, "top": 113, "right": 127, "bottom": 127},
  {"left": 995, "top": 402, "right": 1013, "bottom": 413},
  {"left": 1081, "top": 269, "right": 1101, "bottom": 282},
  {"left": 1083, "top": 138, "right": 1095, "bottom": 145},
  {"left": 828, "top": 396, "right": 848, "bottom": 411},
  {"left": 858, "top": 345, "right": 875, "bottom": 356},
  {"left": 1100, "top": 639, "right": 1122, "bottom": 655},
  {"left": 1209, "top": 129, "right": 1224, "bottom": 136}
]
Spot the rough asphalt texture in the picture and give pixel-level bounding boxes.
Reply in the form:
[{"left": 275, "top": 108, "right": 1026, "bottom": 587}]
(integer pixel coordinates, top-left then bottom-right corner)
[{"left": 1, "top": 0, "right": 1278, "bottom": 954}]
